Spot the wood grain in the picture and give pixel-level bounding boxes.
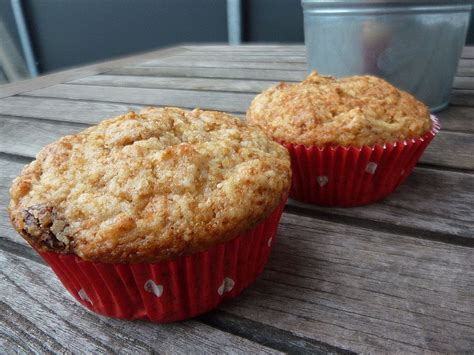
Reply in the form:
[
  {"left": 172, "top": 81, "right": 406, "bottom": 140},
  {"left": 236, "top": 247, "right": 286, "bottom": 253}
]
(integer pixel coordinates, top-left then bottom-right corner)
[
  {"left": 106, "top": 66, "right": 306, "bottom": 82},
  {"left": 453, "top": 76, "right": 474, "bottom": 90},
  {"left": 198, "top": 310, "right": 353, "bottom": 355},
  {"left": 421, "top": 130, "right": 474, "bottom": 170},
  {"left": 140, "top": 58, "right": 307, "bottom": 71},
  {"left": 458, "top": 58, "right": 474, "bottom": 67},
  {"left": 0, "top": 252, "right": 279, "bottom": 354},
  {"left": 462, "top": 46, "right": 474, "bottom": 59},
  {"left": 175, "top": 53, "right": 306, "bottom": 62},
  {"left": 0, "top": 96, "right": 143, "bottom": 124},
  {"left": 0, "top": 156, "right": 30, "bottom": 248},
  {"left": 219, "top": 213, "right": 474, "bottom": 353},
  {"left": 23, "top": 84, "right": 255, "bottom": 113},
  {"left": 0, "top": 116, "right": 85, "bottom": 157},
  {"left": 436, "top": 106, "right": 474, "bottom": 133},
  {"left": 182, "top": 45, "right": 306, "bottom": 53},
  {"left": 455, "top": 66, "right": 474, "bottom": 77},
  {"left": 451, "top": 89, "right": 474, "bottom": 106},
  {"left": 69, "top": 75, "right": 276, "bottom": 93}
]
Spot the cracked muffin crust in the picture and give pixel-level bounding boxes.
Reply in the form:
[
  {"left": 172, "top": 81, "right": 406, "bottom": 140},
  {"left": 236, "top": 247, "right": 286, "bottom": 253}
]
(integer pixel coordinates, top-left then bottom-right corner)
[
  {"left": 9, "top": 107, "right": 291, "bottom": 263},
  {"left": 246, "top": 71, "right": 432, "bottom": 147}
]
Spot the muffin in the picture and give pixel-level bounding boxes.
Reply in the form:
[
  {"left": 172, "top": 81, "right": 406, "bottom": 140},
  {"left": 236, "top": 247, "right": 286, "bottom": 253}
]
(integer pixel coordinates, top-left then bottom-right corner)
[
  {"left": 9, "top": 107, "right": 291, "bottom": 322},
  {"left": 247, "top": 71, "right": 439, "bottom": 206}
]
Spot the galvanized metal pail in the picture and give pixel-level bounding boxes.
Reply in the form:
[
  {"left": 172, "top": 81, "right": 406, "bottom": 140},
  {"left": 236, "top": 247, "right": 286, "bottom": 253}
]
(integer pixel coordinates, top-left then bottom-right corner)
[{"left": 302, "top": 0, "right": 473, "bottom": 111}]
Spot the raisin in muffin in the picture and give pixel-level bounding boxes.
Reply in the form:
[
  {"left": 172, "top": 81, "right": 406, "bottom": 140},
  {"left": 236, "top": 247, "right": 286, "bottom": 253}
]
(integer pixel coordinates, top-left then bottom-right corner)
[
  {"left": 247, "top": 71, "right": 432, "bottom": 147},
  {"left": 9, "top": 107, "right": 291, "bottom": 263},
  {"left": 246, "top": 71, "right": 438, "bottom": 207}
]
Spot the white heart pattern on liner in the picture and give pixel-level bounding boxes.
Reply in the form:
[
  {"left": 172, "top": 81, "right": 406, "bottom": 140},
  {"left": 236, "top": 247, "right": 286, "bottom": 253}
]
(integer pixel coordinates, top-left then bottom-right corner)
[
  {"left": 78, "top": 288, "right": 92, "bottom": 304},
  {"left": 218, "top": 277, "right": 235, "bottom": 296},
  {"left": 144, "top": 279, "right": 163, "bottom": 297},
  {"left": 366, "top": 162, "right": 378, "bottom": 174},
  {"left": 317, "top": 176, "right": 328, "bottom": 187}
]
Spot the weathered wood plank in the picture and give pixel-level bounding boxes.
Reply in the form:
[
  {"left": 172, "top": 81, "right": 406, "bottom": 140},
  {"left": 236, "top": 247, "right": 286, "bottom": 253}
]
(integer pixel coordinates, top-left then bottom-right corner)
[
  {"left": 288, "top": 166, "right": 474, "bottom": 239},
  {"left": 0, "top": 251, "right": 279, "bottom": 354},
  {"left": 437, "top": 106, "right": 474, "bottom": 133},
  {"left": 458, "top": 58, "right": 474, "bottom": 68},
  {"left": 453, "top": 76, "right": 474, "bottom": 90},
  {"left": 462, "top": 46, "right": 474, "bottom": 59},
  {"left": 23, "top": 84, "right": 255, "bottom": 113},
  {"left": 68, "top": 75, "right": 276, "bottom": 93},
  {"left": 421, "top": 130, "right": 474, "bottom": 170},
  {"left": 456, "top": 66, "right": 474, "bottom": 77},
  {"left": 139, "top": 58, "right": 307, "bottom": 71},
  {"left": 0, "top": 156, "right": 30, "bottom": 248},
  {"left": 0, "top": 96, "right": 142, "bottom": 124},
  {"left": 182, "top": 45, "right": 306, "bottom": 53},
  {"left": 0, "top": 116, "right": 85, "bottom": 157},
  {"left": 0, "top": 47, "right": 187, "bottom": 99},
  {"left": 219, "top": 213, "right": 474, "bottom": 353},
  {"left": 451, "top": 89, "right": 474, "bottom": 106},
  {"left": 198, "top": 311, "right": 351, "bottom": 354},
  {"left": 106, "top": 66, "right": 306, "bottom": 82},
  {"left": 176, "top": 52, "right": 306, "bottom": 60}
]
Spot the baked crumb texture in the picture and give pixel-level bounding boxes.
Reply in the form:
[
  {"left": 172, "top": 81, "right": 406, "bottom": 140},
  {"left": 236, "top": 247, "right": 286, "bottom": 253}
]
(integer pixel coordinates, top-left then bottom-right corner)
[
  {"left": 246, "top": 71, "right": 432, "bottom": 147},
  {"left": 9, "top": 107, "right": 291, "bottom": 263}
]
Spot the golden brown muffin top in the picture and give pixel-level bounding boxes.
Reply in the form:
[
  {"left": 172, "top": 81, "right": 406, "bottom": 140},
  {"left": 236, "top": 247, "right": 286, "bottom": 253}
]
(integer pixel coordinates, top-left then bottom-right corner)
[
  {"left": 9, "top": 107, "right": 291, "bottom": 263},
  {"left": 246, "top": 71, "right": 432, "bottom": 147}
]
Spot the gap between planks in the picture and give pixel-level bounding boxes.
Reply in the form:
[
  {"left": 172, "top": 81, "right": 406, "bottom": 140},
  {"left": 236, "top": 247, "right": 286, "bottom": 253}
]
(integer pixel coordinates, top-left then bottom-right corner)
[
  {"left": 67, "top": 75, "right": 280, "bottom": 94},
  {"left": 137, "top": 58, "right": 308, "bottom": 71},
  {"left": 105, "top": 66, "right": 307, "bottom": 82}
]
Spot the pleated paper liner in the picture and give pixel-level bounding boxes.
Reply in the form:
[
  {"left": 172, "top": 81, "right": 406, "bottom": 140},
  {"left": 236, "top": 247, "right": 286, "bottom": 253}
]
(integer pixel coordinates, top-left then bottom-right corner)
[
  {"left": 38, "top": 199, "right": 286, "bottom": 323},
  {"left": 282, "top": 115, "right": 440, "bottom": 207}
]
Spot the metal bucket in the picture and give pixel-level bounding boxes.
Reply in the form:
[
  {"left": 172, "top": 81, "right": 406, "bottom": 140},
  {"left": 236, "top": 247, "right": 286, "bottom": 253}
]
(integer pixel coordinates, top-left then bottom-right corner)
[{"left": 302, "top": 0, "right": 472, "bottom": 111}]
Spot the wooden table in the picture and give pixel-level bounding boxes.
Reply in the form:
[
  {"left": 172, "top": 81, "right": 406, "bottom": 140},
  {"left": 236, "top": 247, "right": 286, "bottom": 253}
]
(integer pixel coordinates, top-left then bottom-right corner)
[{"left": 1, "top": 44, "right": 473, "bottom": 354}]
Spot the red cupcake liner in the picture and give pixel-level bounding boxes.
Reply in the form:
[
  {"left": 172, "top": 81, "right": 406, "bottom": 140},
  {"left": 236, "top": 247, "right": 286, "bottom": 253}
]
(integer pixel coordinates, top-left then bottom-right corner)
[
  {"left": 282, "top": 115, "right": 440, "bottom": 207},
  {"left": 38, "top": 200, "right": 286, "bottom": 322}
]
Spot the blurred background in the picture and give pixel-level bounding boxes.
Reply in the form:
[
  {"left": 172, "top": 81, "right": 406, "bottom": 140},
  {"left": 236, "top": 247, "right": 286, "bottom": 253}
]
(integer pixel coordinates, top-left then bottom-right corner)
[{"left": 1, "top": 0, "right": 473, "bottom": 85}]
